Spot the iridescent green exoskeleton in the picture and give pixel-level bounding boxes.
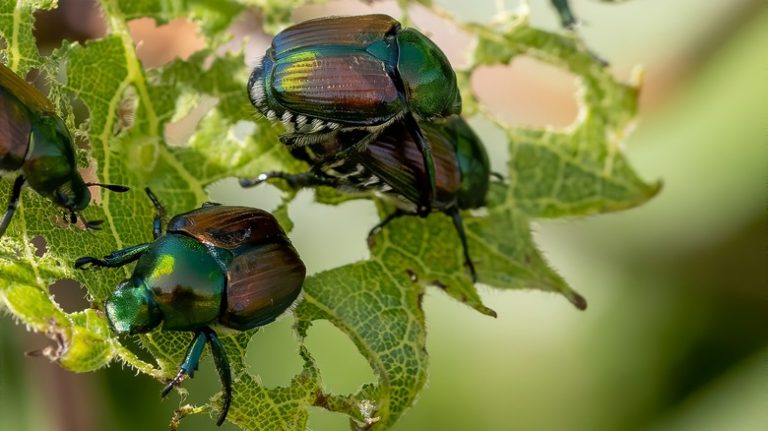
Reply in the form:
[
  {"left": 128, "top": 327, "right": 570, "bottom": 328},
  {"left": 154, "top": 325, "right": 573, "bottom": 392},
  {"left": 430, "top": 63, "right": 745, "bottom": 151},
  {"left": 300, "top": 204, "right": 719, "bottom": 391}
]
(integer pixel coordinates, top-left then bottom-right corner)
[
  {"left": 247, "top": 14, "right": 462, "bottom": 212},
  {"left": 75, "top": 189, "right": 306, "bottom": 426},
  {"left": 241, "top": 116, "right": 491, "bottom": 282},
  {"left": 0, "top": 62, "right": 128, "bottom": 237}
]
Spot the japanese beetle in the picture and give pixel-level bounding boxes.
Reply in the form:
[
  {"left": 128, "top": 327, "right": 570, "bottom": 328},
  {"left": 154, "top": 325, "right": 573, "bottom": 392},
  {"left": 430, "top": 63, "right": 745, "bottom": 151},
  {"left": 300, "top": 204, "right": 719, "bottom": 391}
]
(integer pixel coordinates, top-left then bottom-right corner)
[
  {"left": 241, "top": 116, "right": 490, "bottom": 282},
  {"left": 0, "top": 62, "right": 128, "bottom": 237},
  {"left": 247, "top": 14, "right": 462, "bottom": 211},
  {"left": 75, "top": 189, "right": 305, "bottom": 426}
]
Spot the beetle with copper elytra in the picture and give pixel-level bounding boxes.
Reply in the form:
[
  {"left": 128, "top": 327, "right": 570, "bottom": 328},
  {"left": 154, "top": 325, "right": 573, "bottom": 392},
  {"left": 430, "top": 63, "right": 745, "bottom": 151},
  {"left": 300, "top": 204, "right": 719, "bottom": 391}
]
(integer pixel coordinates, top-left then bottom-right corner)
[
  {"left": 242, "top": 116, "right": 491, "bottom": 282},
  {"left": 0, "top": 62, "right": 127, "bottom": 237},
  {"left": 75, "top": 189, "right": 306, "bottom": 425},
  {"left": 247, "top": 14, "right": 462, "bottom": 212}
]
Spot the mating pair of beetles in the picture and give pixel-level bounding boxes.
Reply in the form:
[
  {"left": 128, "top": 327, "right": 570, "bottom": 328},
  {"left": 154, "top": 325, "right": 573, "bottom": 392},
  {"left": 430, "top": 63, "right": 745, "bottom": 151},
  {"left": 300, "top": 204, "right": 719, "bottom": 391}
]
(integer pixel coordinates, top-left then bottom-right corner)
[{"left": 1, "top": 14, "right": 490, "bottom": 425}]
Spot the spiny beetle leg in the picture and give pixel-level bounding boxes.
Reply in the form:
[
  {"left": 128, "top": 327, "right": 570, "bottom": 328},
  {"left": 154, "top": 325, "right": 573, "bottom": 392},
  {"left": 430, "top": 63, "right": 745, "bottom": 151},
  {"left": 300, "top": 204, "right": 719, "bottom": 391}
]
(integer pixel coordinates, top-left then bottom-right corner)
[
  {"left": 74, "top": 243, "right": 151, "bottom": 269},
  {"left": 203, "top": 328, "right": 232, "bottom": 426},
  {"left": 448, "top": 208, "right": 477, "bottom": 283},
  {"left": 0, "top": 175, "right": 26, "bottom": 238},
  {"left": 404, "top": 112, "right": 436, "bottom": 211},
  {"left": 144, "top": 188, "right": 166, "bottom": 239},
  {"left": 240, "top": 171, "right": 336, "bottom": 189},
  {"left": 162, "top": 331, "right": 207, "bottom": 397},
  {"left": 367, "top": 209, "right": 407, "bottom": 247}
]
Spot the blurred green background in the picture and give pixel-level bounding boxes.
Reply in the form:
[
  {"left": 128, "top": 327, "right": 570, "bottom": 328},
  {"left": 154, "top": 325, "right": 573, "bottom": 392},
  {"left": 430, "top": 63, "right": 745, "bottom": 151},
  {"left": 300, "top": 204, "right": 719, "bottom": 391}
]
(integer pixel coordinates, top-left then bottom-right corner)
[{"left": 1, "top": 0, "right": 766, "bottom": 430}]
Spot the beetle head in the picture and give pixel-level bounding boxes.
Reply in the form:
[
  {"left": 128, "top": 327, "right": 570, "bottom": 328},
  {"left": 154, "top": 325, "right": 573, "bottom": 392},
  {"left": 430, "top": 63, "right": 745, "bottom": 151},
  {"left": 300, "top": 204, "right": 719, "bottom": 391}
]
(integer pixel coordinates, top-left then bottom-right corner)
[
  {"left": 52, "top": 175, "right": 91, "bottom": 213},
  {"left": 396, "top": 28, "right": 461, "bottom": 120},
  {"left": 106, "top": 280, "right": 162, "bottom": 334}
]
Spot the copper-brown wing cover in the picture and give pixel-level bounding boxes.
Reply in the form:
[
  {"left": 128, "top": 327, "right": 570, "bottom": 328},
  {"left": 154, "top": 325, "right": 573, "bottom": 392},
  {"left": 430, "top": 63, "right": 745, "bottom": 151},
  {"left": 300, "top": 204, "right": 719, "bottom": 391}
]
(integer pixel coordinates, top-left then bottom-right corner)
[
  {"left": 0, "top": 63, "right": 55, "bottom": 114},
  {"left": 0, "top": 87, "right": 32, "bottom": 170},
  {"left": 219, "top": 243, "right": 305, "bottom": 331},
  {"left": 356, "top": 121, "right": 461, "bottom": 209},
  {"left": 271, "top": 14, "right": 399, "bottom": 55},
  {"left": 270, "top": 51, "right": 402, "bottom": 124},
  {"left": 168, "top": 206, "right": 288, "bottom": 250}
]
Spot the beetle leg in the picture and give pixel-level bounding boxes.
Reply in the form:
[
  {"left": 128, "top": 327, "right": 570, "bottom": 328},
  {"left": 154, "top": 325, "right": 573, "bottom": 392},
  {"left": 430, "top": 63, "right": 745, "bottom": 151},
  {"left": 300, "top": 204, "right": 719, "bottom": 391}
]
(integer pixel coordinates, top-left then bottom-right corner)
[
  {"left": 161, "top": 331, "right": 207, "bottom": 397},
  {"left": 203, "top": 327, "right": 232, "bottom": 426},
  {"left": 367, "top": 209, "right": 408, "bottom": 245},
  {"left": 403, "top": 113, "right": 436, "bottom": 215},
  {"left": 447, "top": 208, "right": 477, "bottom": 283},
  {"left": 240, "top": 171, "right": 337, "bottom": 189},
  {"left": 550, "top": 0, "right": 578, "bottom": 30},
  {"left": 74, "top": 242, "right": 150, "bottom": 269},
  {"left": 144, "top": 188, "right": 166, "bottom": 239},
  {"left": 0, "top": 175, "right": 26, "bottom": 238},
  {"left": 490, "top": 172, "right": 506, "bottom": 183},
  {"left": 85, "top": 182, "right": 130, "bottom": 193}
]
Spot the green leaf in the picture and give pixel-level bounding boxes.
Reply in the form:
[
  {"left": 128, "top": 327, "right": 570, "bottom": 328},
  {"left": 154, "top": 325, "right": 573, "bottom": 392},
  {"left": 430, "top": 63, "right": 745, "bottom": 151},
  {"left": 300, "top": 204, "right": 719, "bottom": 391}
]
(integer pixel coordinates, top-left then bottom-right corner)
[{"left": 0, "top": 1, "right": 657, "bottom": 429}]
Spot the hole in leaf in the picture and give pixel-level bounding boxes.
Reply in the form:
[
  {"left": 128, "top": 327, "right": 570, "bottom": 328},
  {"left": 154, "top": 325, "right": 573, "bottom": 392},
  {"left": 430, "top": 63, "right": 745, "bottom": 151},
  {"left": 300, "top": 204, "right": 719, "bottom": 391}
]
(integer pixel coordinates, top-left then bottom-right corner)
[
  {"left": 408, "top": 4, "right": 474, "bottom": 69},
  {"left": 180, "top": 354, "right": 227, "bottom": 405},
  {"left": 304, "top": 320, "right": 375, "bottom": 394},
  {"left": 230, "top": 120, "right": 257, "bottom": 142},
  {"left": 120, "top": 335, "right": 160, "bottom": 368},
  {"left": 128, "top": 18, "right": 205, "bottom": 68},
  {"left": 207, "top": 178, "right": 283, "bottom": 214},
  {"left": 244, "top": 316, "right": 303, "bottom": 388},
  {"left": 164, "top": 95, "right": 218, "bottom": 147},
  {"left": 472, "top": 56, "right": 580, "bottom": 129},
  {"left": 221, "top": 9, "right": 272, "bottom": 64},
  {"left": 48, "top": 278, "right": 89, "bottom": 314},
  {"left": 307, "top": 406, "right": 351, "bottom": 431},
  {"left": 30, "top": 235, "right": 47, "bottom": 257},
  {"left": 33, "top": 0, "right": 106, "bottom": 52},
  {"left": 289, "top": 191, "right": 377, "bottom": 274},
  {"left": 68, "top": 97, "right": 91, "bottom": 136},
  {"left": 467, "top": 115, "right": 509, "bottom": 179}
]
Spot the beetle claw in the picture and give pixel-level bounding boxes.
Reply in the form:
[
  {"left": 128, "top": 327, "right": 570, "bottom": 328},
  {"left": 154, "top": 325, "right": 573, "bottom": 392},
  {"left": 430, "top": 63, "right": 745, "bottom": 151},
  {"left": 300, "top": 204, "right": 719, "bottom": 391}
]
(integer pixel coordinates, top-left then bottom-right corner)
[
  {"left": 74, "top": 256, "right": 100, "bottom": 269},
  {"left": 239, "top": 175, "right": 268, "bottom": 188},
  {"left": 161, "top": 368, "right": 188, "bottom": 398},
  {"left": 85, "top": 219, "right": 105, "bottom": 230}
]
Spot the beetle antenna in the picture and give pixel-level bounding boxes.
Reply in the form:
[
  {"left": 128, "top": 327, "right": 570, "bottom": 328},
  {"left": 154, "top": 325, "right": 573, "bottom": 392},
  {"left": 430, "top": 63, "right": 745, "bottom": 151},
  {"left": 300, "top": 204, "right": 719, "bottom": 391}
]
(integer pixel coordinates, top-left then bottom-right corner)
[{"left": 85, "top": 183, "right": 130, "bottom": 192}]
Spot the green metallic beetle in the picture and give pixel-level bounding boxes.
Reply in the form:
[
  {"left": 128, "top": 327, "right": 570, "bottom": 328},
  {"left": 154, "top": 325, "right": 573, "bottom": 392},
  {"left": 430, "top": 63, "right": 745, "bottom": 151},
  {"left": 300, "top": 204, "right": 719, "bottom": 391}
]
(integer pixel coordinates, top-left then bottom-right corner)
[
  {"left": 75, "top": 189, "right": 306, "bottom": 425},
  {"left": 247, "top": 14, "right": 462, "bottom": 212},
  {"left": 0, "top": 62, "right": 127, "bottom": 237},
  {"left": 242, "top": 115, "right": 490, "bottom": 282}
]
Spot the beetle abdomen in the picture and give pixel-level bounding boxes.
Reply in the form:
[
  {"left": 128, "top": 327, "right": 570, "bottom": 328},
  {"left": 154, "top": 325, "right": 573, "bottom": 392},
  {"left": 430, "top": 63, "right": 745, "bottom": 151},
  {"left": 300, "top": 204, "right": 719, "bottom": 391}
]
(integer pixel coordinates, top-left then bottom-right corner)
[
  {"left": 356, "top": 120, "right": 462, "bottom": 209},
  {"left": 0, "top": 87, "right": 32, "bottom": 170},
  {"left": 220, "top": 243, "right": 305, "bottom": 331}
]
